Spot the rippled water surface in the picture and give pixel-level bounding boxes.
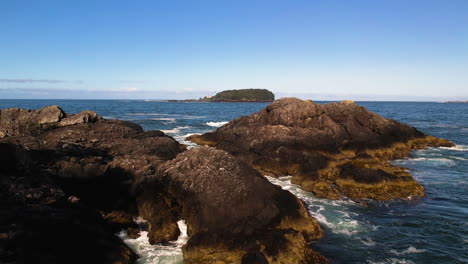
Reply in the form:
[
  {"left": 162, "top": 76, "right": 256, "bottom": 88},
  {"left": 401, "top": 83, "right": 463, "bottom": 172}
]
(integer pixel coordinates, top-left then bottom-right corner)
[{"left": 1, "top": 100, "right": 467, "bottom": 264}]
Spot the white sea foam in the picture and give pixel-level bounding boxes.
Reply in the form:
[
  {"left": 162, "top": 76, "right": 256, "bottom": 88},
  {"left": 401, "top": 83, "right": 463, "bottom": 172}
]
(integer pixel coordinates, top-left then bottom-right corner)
[
  {"left": 126, "top": 113, "right": 205, "bottom": 119},
  {"left": 118, "top": 220, "right": 188, "bottom": 264},
  {"left": 149, "top": 117, "right": 177, "bottom": 122},
  {"left": 361, "top": 237, "right": 377, "bottom": 247},
  {"left": 206, "top": 121, "right": 228, "bottom": 127},
  {"left": 395, "top": 157, "right": 457, "bottom": 167},
  {"left": 448, "top": 155, "right": 468, "bottom": 161},
  {"left": 160, "top": 126, "right": 192, "bottom": 134},
  {"left": 390, "top": 246, "right": 427, "bottom": 256},
  {"left": 367, "top": 258, "right": 416, "bottom": 264},
  {"left": 264, "top": 175, "right": 367, "bottom": 236},
  {"left": 440, "top": 145, "right": 468, "bottom": 151},
  {"left": 173, "top": 133, "right": 199, "bottom": 149}
]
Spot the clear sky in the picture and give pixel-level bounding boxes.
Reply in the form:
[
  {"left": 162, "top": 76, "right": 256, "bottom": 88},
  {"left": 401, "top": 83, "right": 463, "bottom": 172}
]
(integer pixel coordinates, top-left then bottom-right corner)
[{"left": 1, "top": 0, "right": 467, "bottom": 100}]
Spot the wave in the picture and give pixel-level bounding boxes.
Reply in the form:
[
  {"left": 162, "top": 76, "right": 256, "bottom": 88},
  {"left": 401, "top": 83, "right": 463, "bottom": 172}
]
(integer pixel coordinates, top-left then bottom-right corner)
[
  {"left": 264, "top": 176, "right": 367, "bottom": 236},
  {"left": 206, "top": 121, "right": 228, "bottom": 127},
  {"left": 126, "top": 113, "right": 205, "bottom": 119},
  {"left": 394, "top": 157, "right": 457, "bottom": 167},
  {"left": 149, "top": 118, "right": 177, "bottom": 122},
  {"left": 361, "top": 237, "right": 376, "bottom": 247},
  {"left": 448, "top": 155, "right": 468, "bottom": 161},
  {"left": 160, "top": 126, "right": 192, "bottom": 134},
  {"left": 368, "top": 258, "right": 416, "bottom": 264},
  {"left": 173, "top": 133, "right": 199, "bottom": 149},
  {"left": 440, "top": 145, "right": 468, "bottom": 152},
  {"left": 390, "top": 246, "right": 426, "bottom": 256},
  {"left": 118, "top": 220, "right": 188, "bottom": 264}
]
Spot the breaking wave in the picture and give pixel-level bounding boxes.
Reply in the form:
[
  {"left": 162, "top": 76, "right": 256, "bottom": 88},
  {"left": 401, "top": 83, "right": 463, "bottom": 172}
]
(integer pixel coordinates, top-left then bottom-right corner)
[
  {"left": 206, "top": 121, "right": 228, "bottom": 127},
  {"left": 118, "top": 220, "right": 188, "bottom": 264}
]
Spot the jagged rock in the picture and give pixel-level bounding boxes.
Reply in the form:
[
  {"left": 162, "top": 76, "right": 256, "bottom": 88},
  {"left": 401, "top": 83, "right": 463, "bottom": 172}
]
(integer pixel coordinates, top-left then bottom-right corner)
[
  {"left": 189, "top": 98, "right": 454, "bottom": 200},
  {"left": 0, "top": 118, "right": 184, "bottom": 211},
  {"left": 0, "top": 168, "right": 138, "bottom": 264},
  {"left": 0, "top": 105, "right": 102, "bottom": 139},
  {"left": 0, "top": 106, "right": 187, "bottom": 264},
  {"left": 135, "top": 147, "right": 326, "bottom": 263}
]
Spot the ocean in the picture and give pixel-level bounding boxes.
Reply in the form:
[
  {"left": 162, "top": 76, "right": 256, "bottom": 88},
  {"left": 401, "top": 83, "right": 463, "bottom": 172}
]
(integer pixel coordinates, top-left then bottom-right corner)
[{"left": 1, "top": 99, "right": 466, "bottom": 264}]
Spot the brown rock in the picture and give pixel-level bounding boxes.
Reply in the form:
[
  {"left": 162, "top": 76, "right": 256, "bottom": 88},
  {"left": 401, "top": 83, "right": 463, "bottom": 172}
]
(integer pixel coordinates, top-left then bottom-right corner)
[
  {"left": 189, "top": 98, "right": 454, "bottom": 200},
  {"left": 136, "top": 147, "right": 326, "bottom": 263},
  {"left": 0, "top": 105, "right": 102, "bottom": 139}
]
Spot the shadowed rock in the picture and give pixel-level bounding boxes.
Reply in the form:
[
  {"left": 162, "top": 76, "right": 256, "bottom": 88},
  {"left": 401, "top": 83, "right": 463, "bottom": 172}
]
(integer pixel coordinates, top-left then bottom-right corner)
[
  {"left": 135, "top": 147, "right": 326, "bottom": 263},
  {"left": 0, "top": 143, "right": 138, "bottom": 264},
  {"left": 189, "top": 98, "right": 454, "bottom": 200},
  {"left": 0, "top": 106, "right": 186, "bottom": 263}
]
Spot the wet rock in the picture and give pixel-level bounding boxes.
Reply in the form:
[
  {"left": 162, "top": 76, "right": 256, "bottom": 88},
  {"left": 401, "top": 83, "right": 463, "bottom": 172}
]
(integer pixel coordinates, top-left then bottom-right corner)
[{"left": 189, "top": 98, "right": 454, "bottom": 200}]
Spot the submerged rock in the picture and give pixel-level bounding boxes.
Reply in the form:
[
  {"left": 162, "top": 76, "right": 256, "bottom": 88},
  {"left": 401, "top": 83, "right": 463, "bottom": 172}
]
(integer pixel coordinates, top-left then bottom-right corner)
[
  {"left": 135, "top": 147, "right": 326, "bottom": 263},
  {"left": 189, "top": 98, "right": 454, "bottom": 200}
]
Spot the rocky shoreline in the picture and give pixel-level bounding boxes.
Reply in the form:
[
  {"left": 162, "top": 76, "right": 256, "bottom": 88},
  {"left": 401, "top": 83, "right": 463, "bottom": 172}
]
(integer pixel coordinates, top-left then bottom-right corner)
[
  {"left": 0, "top": 99, "right": 453, "bottom": 263},
  {"left": 0, "top": 104, "right": 324, "bottom": 263}
]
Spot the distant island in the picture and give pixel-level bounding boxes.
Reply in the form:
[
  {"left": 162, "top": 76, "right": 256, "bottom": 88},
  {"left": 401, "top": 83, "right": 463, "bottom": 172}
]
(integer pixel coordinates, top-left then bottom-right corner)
[
  {"left": 167, "top": 89, "right": 275, "bottom": 103},
  {"left": 445, "top": 101, "right": 468, "bottom": 103}
]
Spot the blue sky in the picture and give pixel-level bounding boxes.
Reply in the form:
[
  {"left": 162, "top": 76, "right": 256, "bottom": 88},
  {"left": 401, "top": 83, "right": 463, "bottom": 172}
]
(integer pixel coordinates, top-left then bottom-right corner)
[{"left": 1, "top": 0, "right": 467, "bottom": 100}]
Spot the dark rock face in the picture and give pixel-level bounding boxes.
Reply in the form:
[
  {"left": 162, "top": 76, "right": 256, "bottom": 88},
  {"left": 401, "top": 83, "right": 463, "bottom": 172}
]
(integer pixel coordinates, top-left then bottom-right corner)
[
  {"left": 189, "top": 98, "right": 454, "bottom": 200},
  {"left": 0, "top": 106, "right": 185, "bottom": 264},
  {"left": 0, "top": 144, "right": 138, "bottom": 264},
  {"left": 135, "top": 147, "right": 326, "bottom": 263}
]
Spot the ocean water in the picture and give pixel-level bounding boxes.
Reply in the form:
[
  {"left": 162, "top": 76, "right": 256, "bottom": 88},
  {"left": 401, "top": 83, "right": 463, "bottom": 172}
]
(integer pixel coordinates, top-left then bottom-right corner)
[{"left": 1, "top": 99, "right": 467, "bottom": 264}]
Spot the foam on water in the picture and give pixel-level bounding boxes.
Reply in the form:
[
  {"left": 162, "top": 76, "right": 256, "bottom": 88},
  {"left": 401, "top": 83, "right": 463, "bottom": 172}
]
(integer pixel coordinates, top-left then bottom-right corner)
[
  {"left": 149, "top": 118, "right": 177, "bottom": 122},
  {"left": 160, "top": 126, "right": 192, "bottom": 134},
  {"left": 439, "top": 145, "right": 468, "bottom": 151},
  {"left": 390, "top": 246, "right": 427, "bottom": 256},
  {"left": 118, "top": 220, "right": 188, "bottom": 264},
  {"left": 393, "top": 157, "right": 457, "bottom": 167},
  {"left": 206, "top": 121, "right": 228, "bottom": 127},
  {"left": 367, "top": 259, "right": 416, "bottom": 264},
  {"left": 264, "top": 176, "right": 367, "bottom": 236},
  {"left": 125, "top": 113, "right": 205, "bottom": 119},
  {"left": 173, "top": 133, "right": 199, "bottom": 149}
]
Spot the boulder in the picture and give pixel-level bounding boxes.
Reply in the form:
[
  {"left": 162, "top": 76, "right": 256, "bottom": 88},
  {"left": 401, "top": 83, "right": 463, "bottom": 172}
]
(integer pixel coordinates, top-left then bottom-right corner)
[
  {"left": 0, "top": 105, "right": 102, "bottom": 139},
  {"left": 0, "top": 106, "right": 187, "bottom": 263},
  {"left": 135, "top": 147, "right": 326, "bottom": 263},
  {"left": 189, "top": 98, "right": 454, "bottom": 200},
  {"left": 0, "top": 167, "right": 138, "bottom": 264}
]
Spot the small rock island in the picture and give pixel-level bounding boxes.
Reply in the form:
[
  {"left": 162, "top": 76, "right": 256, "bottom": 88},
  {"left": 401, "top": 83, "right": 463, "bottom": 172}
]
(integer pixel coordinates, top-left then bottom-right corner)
[{"left": 201, "top": 89, "right": 275, "bottom": 102}]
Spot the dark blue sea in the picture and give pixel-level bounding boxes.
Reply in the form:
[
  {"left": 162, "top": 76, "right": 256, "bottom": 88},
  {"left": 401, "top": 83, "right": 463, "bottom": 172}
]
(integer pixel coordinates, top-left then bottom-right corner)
[{"left": 1, "top": 99, "right": 467, "bottom": 264}]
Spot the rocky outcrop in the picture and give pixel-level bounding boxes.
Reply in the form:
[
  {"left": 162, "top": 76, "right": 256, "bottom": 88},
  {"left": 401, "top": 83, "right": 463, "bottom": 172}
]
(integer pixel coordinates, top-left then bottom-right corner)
[
  {"left": 0, "top": 105, "right": 102, "bottom": 139},
  {"left": 0, "top": 106, "right": 185, "bottom": 264},
  {"left": 0, "top": 143, "right": 138, "bottom": 264},
  {"left": 1, "top": 105, "right": 328, "bottom": 263},
  {"left": 189, "top": 98, "right": 454, "bottom": 200},
  {"left": 134, "top": 147, "right": 326, "bottom": 263}
]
